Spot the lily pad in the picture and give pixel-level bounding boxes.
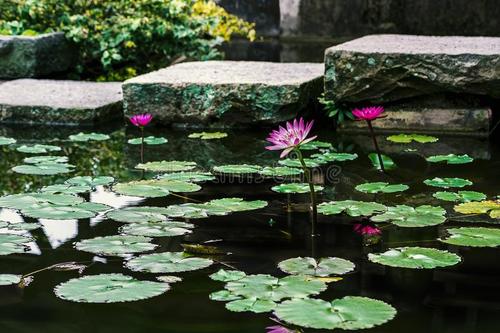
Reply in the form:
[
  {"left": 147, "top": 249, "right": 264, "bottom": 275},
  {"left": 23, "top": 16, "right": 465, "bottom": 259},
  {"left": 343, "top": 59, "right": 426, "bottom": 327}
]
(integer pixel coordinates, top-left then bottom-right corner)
[
  {"left": 424, "top": 177, "right": 473, "bottom": 188},
  {"left": 164, "top": 198, "right": 268, "bottom": 219},
  {"left": 128, "top": 136, "right": 168, "bottom": 145},
  {"left": 226, "top": 298, "right": 276, "bottom": 313},
  {"left": 12, "top": 163, "right": 74, "bottom": 175},
  {"left": 136, "top": 161, "right": 197, "bottom": 172},
  {"left": 275, "top": 296, "right": 396, "bottom": 330},
  {"left": 75, "top": 235, "right": 157, "bottom": 256},
  {"left": 21, "top": 204, "right": 98, "bottom": 220},
  {"left": 16, "top": 144, "right": 61, "bottom": 154},
  {"left": 0, "top": 234, "right": 32, "bottom": 255},
  {"left": 210, "top": 269, "right": 247, "bottom": 282},
  {"left": 188, "top": 132, "right": 228, "bottom": 140},
  {"left": 6, "top": 222, "right": 41, "bottom": 231},
  {"left": 212, "top": 164, "right": 262, "bottom": 174},
  {"left": 433, "top": 191, "right": 487, "bottom": 203},
  {"left": 113, "top": 183, "right": 170, "bottom": 198},
  {"left": 120, "top": 221, "right": 194, "bottom": 237},
  {"left": 0, "top": 193, "right": 83, "bottom": 210},
  {"left": 426, "top": 154, "right": 473, "bottom": 164},
  {"left": 40, "top": 184, "right": 92, "bottom": 194},
  {"left": 355, "top": 182, "right": 409, "bottom": 194},
  {"left": 259, "top": 167, "right": 303, "bottom": 177},
  {"left": 387, "top": 134, "right": 438, "bottom": 143},
  {"left": 0, "top": 274, "right": 22, "bottom": 285},
  {"left": 278, "top": 257, "right": 355, "bottom": 277},
  {"left": 368, "top": 153, "right": 396, "bottom": 170},
  {"left": 299, "top": 140, "right": 333, "bottom": 150},
  {"left": 271, "top": 183, "right": 324, "bottom": 194},
  {"left": 65, "top": 176, "right": 115, "bottom": 187},
  {"left": 125, "top": 252, "right": 213, "bottom": 273},
  {"left": 23, "top": 155, "right": 68, "bottom": 164},
  {"left": 311, "top": 152, "right": 358, "bottom": 162},
  {"left": 209, "top": 290, "right": 242, "bottom": 302},
  {"left": 278, "top": 158, "right": 321, "bottom": 168},
  {"left": 54, "top": 273, "right": 169, "bottom": 303},
  {"left": 0, "top": 136, "right": 16, "bottom": 145},
  {"left": 158, "top": 172, "right": 215, "bottom": 183},
  {"left": 106, "top": 207, "right": 171, "bottom": 223},
  {"left": 68, "top": 132, "right": 110, "bottom": 142},
  {"left": 318, "top": 200, "right": 387, "bottom": 217},
  {"left": 440, "top": 227, "right": 500, "bottom": 247},
  {"left": 453, "top": 200, "right": 500, "bottom": 219},
  {"left": 371, "top": 205, "right": 446, "bottom": 227},
  {"left": 368, "top": 247, "right": 461, "bottom": 269}
]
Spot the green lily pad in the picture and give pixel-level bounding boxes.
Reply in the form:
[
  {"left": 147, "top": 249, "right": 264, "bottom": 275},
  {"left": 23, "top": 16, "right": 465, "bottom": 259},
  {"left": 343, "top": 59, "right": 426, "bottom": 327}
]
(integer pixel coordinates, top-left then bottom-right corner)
[
  {"left": 278, "top": 158, "right": 321, "bottom": 168},
  {"left": 368, "top": 247, "right": 461, "bottom": 269},
  {"left": 0, "top": 193, "right": 83, "bottom": 210},
  {"left": 226, "top": 298, "right": 276, "bottom": 313},
  {"left": 119, "top": 221, "right": 194, "bottom": 237},
  {"left": 278, "top": 257, "right": 355, "bottom": 277},
  {"left": 23, "top": 155, "right": 68, "bottom": 164},
  {"left": 318, "top": 200, "right": 387, "bottom": 217},
  {"left": 387, "top": 134, "right": 438, "bottom": 143},
  {"left": 209, "top": 290, "right": 242, "bottom": 302},
  {"left": 368, "top": 153, "right": 396, "bottom": 170},
  {"left": 164, "top": 198, "right": 268, "bottom": 219},
  {"left": 0, "top": 274, "right": 22, "bottom": 285},
  {"left": 68, "top": 132, "right": 110, "bottom": 142},
  {"left": 112, "top": 183, "right": 170, "bottom": 198},
  {"left": 21, "top": 204, "right": 98, "bottom": 220},
  {"left": 54, "top": 273, "right": 169, "bottom": 303},
  {"left": 275, "top": 296, "right": 396, "bottom": 330},
  {"left": 65, "top": 176, "right": 115, "bottom": 187},
  {"left": 75, "top": 235, "right": 157, "bottom": 256},
  {"left": 188, "top": 132, "right": 228, "bottom": 140},
  {"left": 453, "top": 200, "right": 500, "bottom": 218},
  {"left": 212, "top": 164, "right": 262, "bottom": 174},
  {"left": 299, "top": 140, "right": 333, "bottom": 150},
  {"left": 158, "top": 172, "right": 215, "bottom": 183},
  {"left": 433, "top": 191, "right": 487, "bottom": 203},
  {"left": 271, "top": 183, "right": 324, "bottom": 194},
  {"left": 106, "top": 206, "right": 171, "bottom": 223},
  {"left": 16, "top": 144, "right": 61, "bottom": 154},
  {"left": 424, "top": 177, "right": 473, "bottom": 188},
  {"left": 311, "top": 152, "right": 358, "bottom": 162},
  {"left": 128, "top": 136, "right": 168, "bottom": 145},
  {"left": 440, "top": 227, "right": 500, "bottom": 247},
  {"left": 371, "top": 205, "right": 446, "bottom": 227},
  {"left": 136, "top": 161, "right": 197, "bottom": 172},
  {"left": 126, "top": 252, "right": 213, "bottom": 273},
  {"left": 12, "top": 163, "right": 74, "bottom": 175},
  {"left": 259, "top": 167, "right": 303, "bottom": 177},
  {"left": 40, "top": 184, "right": 92, "bottom": 194},
  {"left": 426, "top": 154, "right": 474, "bottom": 164},
  {"left": 6, "top": 222, "right": 41, "bottom": 231},
  {"left": 210, "top": 269, "right": 247, "bottom": 282},
  {"left": 355, "top": 182, "right": 409, "bottom": 194},
  {"left": 0, "top": 234, "right": 32, "bottom": 255},
  {"left": 0, "top": 136, "right": 16, "bottom": 145}
]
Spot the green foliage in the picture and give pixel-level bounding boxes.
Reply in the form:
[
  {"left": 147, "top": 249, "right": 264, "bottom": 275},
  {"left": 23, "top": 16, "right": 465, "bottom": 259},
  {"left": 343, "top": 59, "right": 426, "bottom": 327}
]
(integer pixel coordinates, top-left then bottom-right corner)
[
  {"left": 0, "top": 0, "right": 255, "bottom": 80},
  {"left": 318, "top": 93, "right": 354, "bottom": 124},
  {"left": 368, "top": 247, "right": 461, "bottom": 269}
]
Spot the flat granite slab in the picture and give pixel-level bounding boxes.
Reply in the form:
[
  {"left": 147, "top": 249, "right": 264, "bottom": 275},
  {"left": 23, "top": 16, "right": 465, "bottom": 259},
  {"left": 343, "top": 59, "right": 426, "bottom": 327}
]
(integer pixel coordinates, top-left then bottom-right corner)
[
  {"left": 123, "top": 61, "right": 324, "bottom": 127},
  {"left": 0, "top": 79, "right": 123, "bottom": 125},
  {"left": 325, "top": 34, "right": 500, "bottom": 103}
]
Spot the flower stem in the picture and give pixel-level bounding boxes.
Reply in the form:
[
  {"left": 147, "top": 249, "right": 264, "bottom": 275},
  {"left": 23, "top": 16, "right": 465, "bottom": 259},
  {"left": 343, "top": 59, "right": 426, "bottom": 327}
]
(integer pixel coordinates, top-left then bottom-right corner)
[
  {"left": 295, "top": 148, "right": 318, "bottom": 237},
  {"left": 367, "top": 120, "right": 385, "bottom": 172},
  {"left": 140, "top": 127, "right": 145, "bottom": 163}
]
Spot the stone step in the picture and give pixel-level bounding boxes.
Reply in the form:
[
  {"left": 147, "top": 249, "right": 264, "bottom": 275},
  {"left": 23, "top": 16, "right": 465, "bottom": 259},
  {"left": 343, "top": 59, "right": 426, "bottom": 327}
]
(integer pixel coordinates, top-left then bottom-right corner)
[
  {"left": 0, "top": 79, "right": 123, "bottom": 125},
  {"left": 123, "top": 61, "right": 324, "bottom": 127}
]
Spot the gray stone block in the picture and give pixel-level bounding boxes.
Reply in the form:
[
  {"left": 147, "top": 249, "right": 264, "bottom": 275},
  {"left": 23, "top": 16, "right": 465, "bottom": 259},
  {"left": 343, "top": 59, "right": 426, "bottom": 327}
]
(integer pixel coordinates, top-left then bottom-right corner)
[
  {"left": 0, "top": 79, "right": 123, "bottom": 125},
  {"left": 123, "top": 61, "right": 324, "bottom": 127},
  {"left": 0, "top": 32, "right": 76, "bottom": 79},
  {"left": 325, "top": 34, "right": 500, "bottom": 103}
]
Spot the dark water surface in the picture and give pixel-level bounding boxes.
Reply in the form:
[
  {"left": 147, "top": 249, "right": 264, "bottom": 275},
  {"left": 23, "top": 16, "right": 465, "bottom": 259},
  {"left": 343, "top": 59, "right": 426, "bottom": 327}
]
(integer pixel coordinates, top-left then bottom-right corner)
[{"left": 1, "top": 123, "right": 499, "bottom": 333}]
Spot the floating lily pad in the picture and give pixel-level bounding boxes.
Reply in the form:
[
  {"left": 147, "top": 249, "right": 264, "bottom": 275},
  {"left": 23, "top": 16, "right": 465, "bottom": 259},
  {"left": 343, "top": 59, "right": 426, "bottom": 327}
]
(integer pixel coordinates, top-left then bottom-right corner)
[
  {"left": 311, "top": 152, "right": 358, "bottom": 162},
  {"left": 387, "top": 134, "right": 438, "bottom": 143},
  {"left": 368, "top": 153, "right": 396, "bottom": 170},
  {"left": 210, "top": 269, "right": 247, "bottom": 282},
  {"left": 318, "top": 200, "right": 387, "bottom": 217},
  {"left": 158, "top": 172, "right": 215, "bottom": 183},
  {"left": 278, "top": 158, "right": 321, "bottom": 168},
  {"left": 12, "top": 163, "right": 74, "bottom": 175},
  {"left": 112, "top": 183, "right": 170, "bottom": 198},
  {"left": 212, "top": 164, "right": 262, "bottom": 174},
  {"left": 128, "top": 136, "right": 168, "bottom": 145},
  {"left": 75, "top": 235, "right": 157, "bottom": 256},
  {"left": 433, "top": 191, "right": 487, "bottom": 203},
  {"left": 426, "top": 154, "right": 473, "bottom": 164},
  {"left": 16, "top": 144, "right": 61, "bottom": 154},
  {"left": 226, "top": 298, "right": 276, "bottom": 313},
  {"left": 453, "top": 200, "right": 500, "bottom": 218},
  {"left": 40, "top": 184, "right": 91, "bottom": 194},
  {"left": 278, "top": 257, "right": 355, "bottom": 277},
  {"left": 371, "top": 205, "right": 446, "bottom": 227},
  {"left": 275, "top": 296, "right": 396, "bottom": 330},
  {"left": 164, "top": 198, "right": 268, "bottom": 219},
  {"left": 209, "top": 290, "right": 242, "bottom": 302},
  {"left": 440, "top": 227, "right": 500, "bottom": 247},
  {"left": 68, "top": 132, "right": 110, "bottom": 142},
  {"left": 21, "top": 204, "right": 98, "bottom": 220},
  {"left": 120, "top": 221, "right": 194, "bottom": 237},
  {"left": 23, "top": 155, "right": 68, "bottom": 164},
  {"left": 188, "top": 132, "right": 228, "bottom": 140},
  {"left": 0, "top": 136, "right": 16, "bottom": 145},
  {"left": 259, "top": 167, "right": 303, "bottom": 177},
  {"left": 65, "top": 176, "right": 115, "bottom": 187},
  {"left": 5, "top": 222, "right": 41, "bottom": 231},
  {"left": 368, "top": 247, "right": 461, "bottom": 269},
  {"left": 156, "top": 276, "right": 183, "bottom": 283},
  {"left": 0, "top": 234, "right": 32, "bottom": 255},
  {"left": 355, "top": 182, "right": 409, "bottom": 194},
  {"left": 106, "top": 207, "right": 171, "bottom": 223},
  {"left": 0, "top": 274, "right": 22, "bottom": 285},
  {"left": 299, "top": 140, "right": 333, "bottom": 150},
  {"left": 424, "top": 177, "right": 473, "bottom": 188},
  {"left": 136, "top": 161, "right": 197, "bottom": 172},
  {"left": 0, "top": 193, "right": 83, "bottom": 210},
  {"left": 54, "top": 273, "right": 169, "bottom": 303},
  {"left": 126, "top": 252, "right": 213, "bottom": 273},
  {"left": 271, "top": 183, "right": 324, "bottom": 194}
]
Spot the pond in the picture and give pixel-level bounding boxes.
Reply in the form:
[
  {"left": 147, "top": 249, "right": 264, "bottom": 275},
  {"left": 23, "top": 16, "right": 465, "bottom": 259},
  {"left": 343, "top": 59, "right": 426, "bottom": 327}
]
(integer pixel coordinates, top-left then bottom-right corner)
[{"left": 0, "top": 122, "right": 499, "bottom": 333}]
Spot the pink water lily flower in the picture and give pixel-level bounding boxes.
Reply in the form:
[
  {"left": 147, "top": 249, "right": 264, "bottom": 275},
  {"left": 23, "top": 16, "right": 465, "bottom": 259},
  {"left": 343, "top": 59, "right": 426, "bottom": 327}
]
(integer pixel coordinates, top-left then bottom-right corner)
[
  {"left": 352, "top": 106, "right": 385, "bottom": 121},
  {"left": 266, "top": 117, "right": 317, "bottom": 158},
  {"left": 266, "top": 325, "right": 295, "bottom": 333},
  {"left": 354, "top": 224, "right": 382, "bottom": 236},
  {"left": 129, "top": 113, "right": 153, "bottom": 127}
]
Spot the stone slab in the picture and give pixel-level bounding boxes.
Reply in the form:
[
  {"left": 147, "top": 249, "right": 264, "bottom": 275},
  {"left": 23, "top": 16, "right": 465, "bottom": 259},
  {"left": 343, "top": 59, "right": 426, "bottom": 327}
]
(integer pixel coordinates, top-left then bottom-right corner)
[
  {"left": 325, "top": 34, "right": 500, "bottom": 103},
  {"left": 123, "top": 61, "right": 324, "bottom": 127},
  {"left": 0, "top": 32, "right": 76, "bottom": 79},
  {"left": 0, "top": 79, "right": 123, "bottom": 125}
]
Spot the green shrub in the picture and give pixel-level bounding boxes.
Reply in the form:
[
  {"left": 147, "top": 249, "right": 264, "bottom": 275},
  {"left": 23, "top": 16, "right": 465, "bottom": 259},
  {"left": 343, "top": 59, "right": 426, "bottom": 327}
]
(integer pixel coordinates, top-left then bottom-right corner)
[{"left": 0, "top": 0, "right": 255, "bottom": 80}]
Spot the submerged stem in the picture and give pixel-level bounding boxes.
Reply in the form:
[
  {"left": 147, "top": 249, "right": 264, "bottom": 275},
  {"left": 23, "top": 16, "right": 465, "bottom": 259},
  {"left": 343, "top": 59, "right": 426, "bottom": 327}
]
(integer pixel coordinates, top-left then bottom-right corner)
[
  {"left": 140, "top": 127, "right": 145, "bottom": 163},
  {"left": 295, "top": 148, "right": 318, "bottom": 237},
  {"left": 367, "top": 120, "right": 385, "bottom": 172}
]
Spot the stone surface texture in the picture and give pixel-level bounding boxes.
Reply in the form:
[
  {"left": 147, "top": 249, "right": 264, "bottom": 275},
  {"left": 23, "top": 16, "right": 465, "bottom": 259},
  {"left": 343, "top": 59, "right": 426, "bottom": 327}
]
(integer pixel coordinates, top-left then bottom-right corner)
[
  {"left": 0, "top": 32, "right": 76, "bottom": 79},
  {"left": 325, "top": 35, "right": 500, "bottom": 103},
  {"left": 123, "top": 61, "right": 324, "bottom": 127},
  {"left": 0, "top": 79, "right": 123, "bottom": 125}
]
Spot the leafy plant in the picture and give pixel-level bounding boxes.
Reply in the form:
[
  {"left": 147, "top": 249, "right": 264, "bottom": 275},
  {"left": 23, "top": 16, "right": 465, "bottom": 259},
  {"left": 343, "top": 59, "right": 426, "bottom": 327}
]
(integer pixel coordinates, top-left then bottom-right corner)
[{"left": 318, "top": 93, "right": 354, "bottom": 124}]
